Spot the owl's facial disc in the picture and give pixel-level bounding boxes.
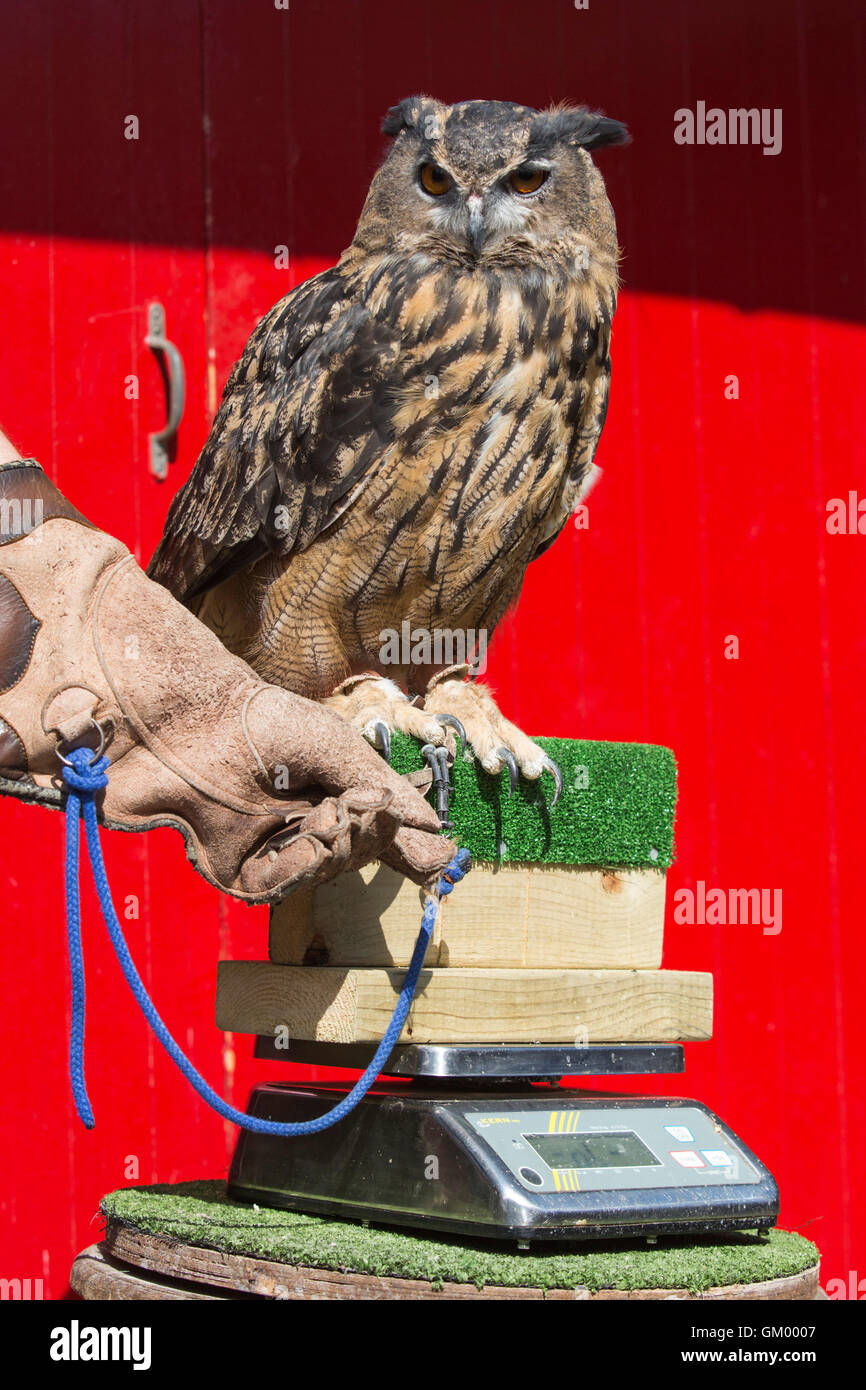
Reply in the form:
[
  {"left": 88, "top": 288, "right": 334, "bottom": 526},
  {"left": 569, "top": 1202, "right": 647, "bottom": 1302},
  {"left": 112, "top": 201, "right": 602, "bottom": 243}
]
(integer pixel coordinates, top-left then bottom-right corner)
[
  {"left": 416, "top": 157, "right": 553, "bottom": 258},
  {"left": 365, "top": 98, "right": 627, "bottom": 267}
]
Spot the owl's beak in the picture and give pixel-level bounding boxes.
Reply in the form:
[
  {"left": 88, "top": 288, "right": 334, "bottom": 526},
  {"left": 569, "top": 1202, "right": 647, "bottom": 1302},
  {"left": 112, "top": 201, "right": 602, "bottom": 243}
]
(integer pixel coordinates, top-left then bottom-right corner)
[{"left": 466, "top": 194, "right": 486, "bottom": 256}]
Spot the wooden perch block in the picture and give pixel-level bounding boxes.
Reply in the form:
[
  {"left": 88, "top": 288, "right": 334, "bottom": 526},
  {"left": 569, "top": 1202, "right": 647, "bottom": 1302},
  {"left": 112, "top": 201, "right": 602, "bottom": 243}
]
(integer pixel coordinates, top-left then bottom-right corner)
[
  {"left": 268, "top": 863, "right": 666, "bottom": 970},
  {"left": 215, "top": 964, "right": 712, "bottom": 1044}
]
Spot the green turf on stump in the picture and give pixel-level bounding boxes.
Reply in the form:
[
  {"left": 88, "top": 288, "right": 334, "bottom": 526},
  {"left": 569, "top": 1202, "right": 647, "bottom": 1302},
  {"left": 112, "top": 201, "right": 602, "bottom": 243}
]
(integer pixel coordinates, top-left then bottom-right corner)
[
  {"left": 389, "top": 733, "right": 677, "bottom": 869},
  {"left": 101, "top": 1182, "right": 816, "bottom": 1295}
]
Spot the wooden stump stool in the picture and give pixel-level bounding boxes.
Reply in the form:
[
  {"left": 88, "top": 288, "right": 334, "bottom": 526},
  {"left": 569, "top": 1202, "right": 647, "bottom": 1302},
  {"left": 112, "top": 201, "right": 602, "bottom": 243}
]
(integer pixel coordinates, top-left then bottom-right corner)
[{"left": 69, "top": 1181, "right": 822, "bottom": 1302}]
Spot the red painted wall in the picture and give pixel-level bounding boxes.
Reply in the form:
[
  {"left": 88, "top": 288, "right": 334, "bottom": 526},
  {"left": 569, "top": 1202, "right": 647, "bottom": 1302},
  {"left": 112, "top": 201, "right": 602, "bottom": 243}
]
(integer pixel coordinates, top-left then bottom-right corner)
[{"left": 0, "top": 0, "right": 863, "bottom": 1297}]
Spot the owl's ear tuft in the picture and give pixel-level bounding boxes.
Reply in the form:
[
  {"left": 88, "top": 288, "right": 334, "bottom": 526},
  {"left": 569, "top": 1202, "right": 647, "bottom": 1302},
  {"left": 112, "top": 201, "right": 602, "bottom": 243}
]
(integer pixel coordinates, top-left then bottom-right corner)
[
  {"left": 537, "top": 105, "right": 630, "bottom": 153},
  {"left": 578, "top": 113, "right": 631, "bottom": 151},
  {"left": 382, "top": 96, "right": 435, "bottom": 138}
]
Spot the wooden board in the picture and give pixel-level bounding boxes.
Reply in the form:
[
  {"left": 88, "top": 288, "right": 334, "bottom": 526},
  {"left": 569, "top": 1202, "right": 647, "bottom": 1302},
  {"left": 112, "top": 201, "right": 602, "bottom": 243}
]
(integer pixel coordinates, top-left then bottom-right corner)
[
  {"left": 70, "top": 1244, "right": 229, "bottom": 1301},
  {"left": 74, "top": 1228, "right": 822, "bottom": 1302},
  {"left": 215, "top": 963, "right": 712, "bottom": 1043},
  {"left": 270, "top": 863, "right": 666, "bottom": 970}
]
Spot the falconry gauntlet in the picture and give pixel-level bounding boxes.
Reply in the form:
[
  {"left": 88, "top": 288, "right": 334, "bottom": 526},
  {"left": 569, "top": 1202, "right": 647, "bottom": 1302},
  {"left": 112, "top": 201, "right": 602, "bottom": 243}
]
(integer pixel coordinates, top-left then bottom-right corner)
[{"left": 0, "top": 460, "right": 454, "bottom": 901}]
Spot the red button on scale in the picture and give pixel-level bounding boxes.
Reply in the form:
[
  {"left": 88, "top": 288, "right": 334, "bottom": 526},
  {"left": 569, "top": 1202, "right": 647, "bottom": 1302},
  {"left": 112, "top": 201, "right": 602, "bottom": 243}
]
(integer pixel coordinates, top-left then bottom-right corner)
[{"left": 669, "top": 1150, "right": 705, "bottom": 1168}]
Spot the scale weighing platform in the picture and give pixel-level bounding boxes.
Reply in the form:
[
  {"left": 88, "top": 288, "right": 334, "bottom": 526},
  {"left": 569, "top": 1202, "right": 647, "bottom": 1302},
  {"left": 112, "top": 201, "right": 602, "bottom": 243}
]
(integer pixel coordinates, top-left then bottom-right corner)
[{"left": 229, "top": 1042, "right": 779, "bottom": 1244}]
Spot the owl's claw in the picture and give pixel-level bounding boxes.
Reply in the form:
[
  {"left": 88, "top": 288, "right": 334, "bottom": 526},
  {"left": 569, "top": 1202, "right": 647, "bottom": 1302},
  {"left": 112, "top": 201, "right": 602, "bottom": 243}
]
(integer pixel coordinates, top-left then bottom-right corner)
[
  {"left": 495, "top": 747, "right": 520, "bottom": 799},
  {"left": 540, "top": 754, "right": 563, "bottom": 807},
  {"left": 364, "top": 720, "right": 391, "bottom": 765},
  {"left": 434, "top": 714, "right": 467, "bottom": 756},
  {"left": 421, "top": 742, "right": 453, "bottom": 830}
]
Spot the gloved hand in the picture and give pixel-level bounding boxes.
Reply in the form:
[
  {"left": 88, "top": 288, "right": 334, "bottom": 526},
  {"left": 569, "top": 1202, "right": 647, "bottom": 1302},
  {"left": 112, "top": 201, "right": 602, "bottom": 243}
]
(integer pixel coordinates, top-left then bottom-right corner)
[{"left": 0, "top": 459, "right": 454, "bottom": 901}]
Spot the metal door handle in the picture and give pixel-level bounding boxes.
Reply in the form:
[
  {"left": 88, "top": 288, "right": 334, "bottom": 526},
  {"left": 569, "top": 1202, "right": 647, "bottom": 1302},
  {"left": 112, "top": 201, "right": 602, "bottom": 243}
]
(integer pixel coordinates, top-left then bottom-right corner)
[{"left": 145, "top": 302, "right": 185, "bottom": 480}]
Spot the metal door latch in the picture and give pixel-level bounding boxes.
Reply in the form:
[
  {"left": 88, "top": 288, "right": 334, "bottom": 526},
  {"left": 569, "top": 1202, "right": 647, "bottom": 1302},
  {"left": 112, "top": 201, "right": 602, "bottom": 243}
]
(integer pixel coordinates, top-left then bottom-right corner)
[{"left": 145, "top": 302, "right": 185, "bottom": 480}]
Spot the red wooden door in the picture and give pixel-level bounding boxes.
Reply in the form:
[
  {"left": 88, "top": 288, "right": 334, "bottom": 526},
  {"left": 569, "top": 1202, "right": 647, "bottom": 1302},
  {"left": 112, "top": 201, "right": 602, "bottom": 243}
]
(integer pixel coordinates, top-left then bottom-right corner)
[
  {"left": 0, "top": 3, "right": 241, "bottom": 1298},
  {"left": 0, "top": 0, "right": 863, "bottom": 1300}
]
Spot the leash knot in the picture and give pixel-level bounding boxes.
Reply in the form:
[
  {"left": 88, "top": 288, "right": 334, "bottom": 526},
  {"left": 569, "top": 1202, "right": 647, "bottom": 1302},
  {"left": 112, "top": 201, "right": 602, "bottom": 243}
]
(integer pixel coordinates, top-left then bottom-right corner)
[
  {"left": 437, "top": 846, "right": 472, "bottom": 896},
  {"left": 62, "top": 747, "right": 110, "bottom": 794}
]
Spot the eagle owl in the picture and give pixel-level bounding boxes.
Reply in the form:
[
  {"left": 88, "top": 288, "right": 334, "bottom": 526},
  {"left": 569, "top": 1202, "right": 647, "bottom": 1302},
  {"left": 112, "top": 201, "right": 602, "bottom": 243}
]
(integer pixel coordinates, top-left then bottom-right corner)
[{"left": 148, "top": 96, "right": 627, "bottom": 811}]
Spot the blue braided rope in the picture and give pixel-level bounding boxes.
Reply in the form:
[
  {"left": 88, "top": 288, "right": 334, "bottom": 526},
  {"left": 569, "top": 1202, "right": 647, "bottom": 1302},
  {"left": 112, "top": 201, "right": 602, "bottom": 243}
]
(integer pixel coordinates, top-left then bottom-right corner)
[
  {"left": 62, "top": 747, "right": 471, "bottom": 1136},
  {"left": 64, "top": 773, "right": 95, "bottom": 1129}
]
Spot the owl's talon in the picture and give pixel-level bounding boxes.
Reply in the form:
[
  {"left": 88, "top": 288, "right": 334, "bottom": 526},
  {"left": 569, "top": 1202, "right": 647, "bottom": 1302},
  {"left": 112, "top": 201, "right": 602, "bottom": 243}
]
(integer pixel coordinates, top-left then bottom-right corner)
[
  {"left": 434, "top": 714, "right": 467, "bottom": 756},
  {"left": 540, "top": 754, "right": 563, "bottom": 806},
  {"left": 421, "top": 742, "right": 453, "bottom": 829},
  {"left": 365, "top": 720, "right": 391, "bottom": 764},
  {"left": 495, "top": 747, "right": 520, "bottom": 798}
]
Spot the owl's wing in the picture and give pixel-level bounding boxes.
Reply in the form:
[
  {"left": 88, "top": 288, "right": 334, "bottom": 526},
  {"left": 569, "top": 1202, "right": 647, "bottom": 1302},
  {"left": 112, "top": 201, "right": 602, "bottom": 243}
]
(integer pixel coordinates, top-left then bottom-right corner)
[{"left": 147, "top": 267, "right": 401, "bottom": 604}]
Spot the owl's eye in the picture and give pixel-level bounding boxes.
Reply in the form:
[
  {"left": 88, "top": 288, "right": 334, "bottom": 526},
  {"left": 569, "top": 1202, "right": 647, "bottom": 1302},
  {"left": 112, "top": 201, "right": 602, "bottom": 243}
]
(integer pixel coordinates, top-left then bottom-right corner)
[
  {"left": 509, "top": 166, "right": 548, "bottom": 196},
  {"left": 419, "top": 163, "right": 453, "bottom": 196}
]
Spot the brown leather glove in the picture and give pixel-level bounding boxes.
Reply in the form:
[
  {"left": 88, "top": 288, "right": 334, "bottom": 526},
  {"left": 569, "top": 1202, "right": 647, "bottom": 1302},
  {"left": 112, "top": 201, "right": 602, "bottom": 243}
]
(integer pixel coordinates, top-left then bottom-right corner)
[{"left": 0, "top": 459, "right": 454, "bottom": 901}]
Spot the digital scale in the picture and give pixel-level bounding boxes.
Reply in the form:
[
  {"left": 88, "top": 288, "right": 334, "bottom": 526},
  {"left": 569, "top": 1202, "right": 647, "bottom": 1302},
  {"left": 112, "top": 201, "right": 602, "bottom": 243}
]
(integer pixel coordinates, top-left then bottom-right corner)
[{"left": 229, "top": 1042, "right": 779, "bottom": 1245}]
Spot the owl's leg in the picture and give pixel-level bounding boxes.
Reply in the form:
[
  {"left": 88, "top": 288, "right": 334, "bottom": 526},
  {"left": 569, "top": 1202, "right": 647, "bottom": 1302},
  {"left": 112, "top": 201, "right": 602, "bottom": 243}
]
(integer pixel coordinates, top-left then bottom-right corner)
[
  {"left": 422, "top": 668, "right": 562, "bottom": 804},
  {"left": 322, "top": 673, "right": 461, "bottom": 765},
  {"left": 323, "top": 673, "right": 465, "bottom": 827}
]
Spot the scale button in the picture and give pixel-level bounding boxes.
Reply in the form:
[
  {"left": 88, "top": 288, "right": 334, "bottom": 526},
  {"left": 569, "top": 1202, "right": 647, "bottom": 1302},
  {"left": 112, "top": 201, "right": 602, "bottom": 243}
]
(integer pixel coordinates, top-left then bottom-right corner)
[
  {"left": 702, "top": 1149, "right": 734, "bottom": 1166},
  {"left": 519, "top": 1167, "right": 544, "bottom": 1186},
  {"left": 664, "top": 1125, "right": 695, "bottom": 1143},
  {"left": 669, "top": 1150, "right": 705, "bottom": 1169}
]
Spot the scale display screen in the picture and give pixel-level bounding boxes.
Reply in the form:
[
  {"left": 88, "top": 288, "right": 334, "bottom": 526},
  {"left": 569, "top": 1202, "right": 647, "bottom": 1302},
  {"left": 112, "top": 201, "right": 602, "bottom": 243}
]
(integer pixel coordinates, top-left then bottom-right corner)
[{"left": 524, "top": 1130, "right": 662, "bottom": 1170}]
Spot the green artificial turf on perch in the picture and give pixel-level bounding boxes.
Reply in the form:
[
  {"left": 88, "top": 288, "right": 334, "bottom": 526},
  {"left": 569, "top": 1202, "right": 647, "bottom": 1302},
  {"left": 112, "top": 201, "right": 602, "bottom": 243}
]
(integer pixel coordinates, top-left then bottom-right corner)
[
  {"left": 101, "top": 1182, "right": 816, "bottom": 1294},
  {"left": 389, "top": 732, "right": 678, "bottom": 869}
]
